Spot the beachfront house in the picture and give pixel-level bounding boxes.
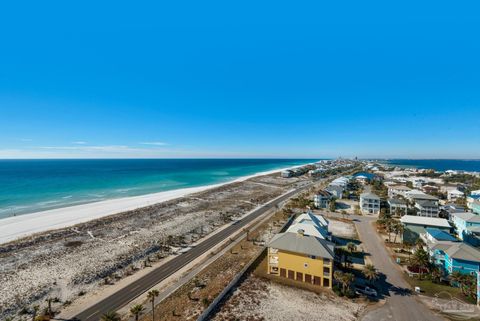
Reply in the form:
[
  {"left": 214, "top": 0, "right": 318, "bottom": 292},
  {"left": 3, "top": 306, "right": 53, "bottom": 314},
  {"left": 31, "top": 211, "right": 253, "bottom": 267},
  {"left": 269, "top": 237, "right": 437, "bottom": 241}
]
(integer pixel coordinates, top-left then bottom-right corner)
[
  {"left": 451, "top": 212, "right": 480, "bottom": 247},
  {"left": 360, "top": 192, "right": 381, "bottom": 215},
  {"left": 388, "top": 198, "right": 408, "bottom": 216},
  {"left": 388, "top": 185, "right": 412, "bottom": 198},
  {"left": 415, "top": 200, "right": 440, "bottom": 217},
  {"left": 267, "top": 230, "right": 335, "bottom": 288},
  {"left": 400, "top": 215, "right": 451, "bottom": 243},
  {"left": 313, "top": 190, "right": 333, "bottom": 209},
  {"left": 281, "top": 170, "right": 293, "bottom": 178}
]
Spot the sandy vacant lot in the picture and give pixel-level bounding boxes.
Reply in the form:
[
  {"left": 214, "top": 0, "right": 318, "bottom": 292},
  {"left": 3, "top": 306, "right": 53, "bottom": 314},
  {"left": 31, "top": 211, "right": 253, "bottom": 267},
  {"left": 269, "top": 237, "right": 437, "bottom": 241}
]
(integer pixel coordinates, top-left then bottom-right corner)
[
  {"left": 211, "top": 276, "right": 366, "bottom": 321},
  {"left": 328, "top": 218, "right": 357, "bottom": 239}
]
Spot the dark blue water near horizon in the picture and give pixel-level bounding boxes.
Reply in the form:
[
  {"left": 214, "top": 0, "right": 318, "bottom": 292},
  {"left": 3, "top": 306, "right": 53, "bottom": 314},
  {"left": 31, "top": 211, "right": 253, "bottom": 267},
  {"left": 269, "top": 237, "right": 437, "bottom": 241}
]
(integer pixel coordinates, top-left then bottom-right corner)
[
  {"left": 0, "top": 159, "right": 317, "bottom": 218},
  {"left": 385, "top": 159, "right": 480, "bottom": 172}
]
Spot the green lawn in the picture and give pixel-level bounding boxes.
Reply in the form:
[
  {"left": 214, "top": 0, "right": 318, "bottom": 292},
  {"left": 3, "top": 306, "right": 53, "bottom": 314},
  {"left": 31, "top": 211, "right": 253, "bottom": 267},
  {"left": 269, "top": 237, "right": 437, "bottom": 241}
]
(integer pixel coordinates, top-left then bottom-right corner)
[{"left": 404, "top": 276, "right": 476, "bottom": 304}]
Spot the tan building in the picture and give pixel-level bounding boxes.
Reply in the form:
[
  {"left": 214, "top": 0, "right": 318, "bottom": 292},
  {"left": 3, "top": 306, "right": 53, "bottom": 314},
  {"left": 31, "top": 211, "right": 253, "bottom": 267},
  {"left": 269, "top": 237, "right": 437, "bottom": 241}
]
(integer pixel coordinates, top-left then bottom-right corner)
[{"left": 267, "top": 230, "right": 335, "bottom": 288}]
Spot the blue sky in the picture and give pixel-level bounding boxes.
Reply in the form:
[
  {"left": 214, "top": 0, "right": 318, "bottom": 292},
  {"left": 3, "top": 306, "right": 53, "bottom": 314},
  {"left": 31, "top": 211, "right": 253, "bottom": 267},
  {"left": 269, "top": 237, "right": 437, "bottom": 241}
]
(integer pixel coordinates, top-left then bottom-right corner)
[{"left": 1, "top": 1, "right": 479, "bottom": 159}]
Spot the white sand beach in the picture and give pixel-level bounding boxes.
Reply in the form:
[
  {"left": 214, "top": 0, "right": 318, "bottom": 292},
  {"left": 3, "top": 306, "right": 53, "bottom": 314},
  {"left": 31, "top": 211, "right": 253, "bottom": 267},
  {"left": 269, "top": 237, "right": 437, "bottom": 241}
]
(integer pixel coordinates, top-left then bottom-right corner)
[{"left": 0, "top": 166, "right": 304, "bottom": 245}]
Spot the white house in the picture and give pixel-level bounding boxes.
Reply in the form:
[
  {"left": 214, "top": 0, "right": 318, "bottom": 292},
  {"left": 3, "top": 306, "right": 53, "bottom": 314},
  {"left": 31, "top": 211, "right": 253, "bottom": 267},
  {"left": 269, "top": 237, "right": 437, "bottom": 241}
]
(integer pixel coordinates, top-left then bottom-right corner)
[
  {"left": 415, "top": 200, "right": 440, "bottom": 217},
  {"left": 326, "top": 185, "right": 344, "bottom": 199},
  {"left": 388, "top": 185, "right": 412, "bottom": 198},
  {"left": 313, "top": 190, "right": 333, "bottom": 209},
  {"left": 388, "top": 198, "right": 408, "bottom": 216},
  {"left": 281, "top": 170, "right": 293, "bottom": 178},
  {"left": 360, "top": 192, "right": 381, "bottom": 215},
  {"left": 405, "top": 190, "right": 439, "bottom": 203},
  {"left": 447, "top": 189, "right": 464, "bottom": 202}
]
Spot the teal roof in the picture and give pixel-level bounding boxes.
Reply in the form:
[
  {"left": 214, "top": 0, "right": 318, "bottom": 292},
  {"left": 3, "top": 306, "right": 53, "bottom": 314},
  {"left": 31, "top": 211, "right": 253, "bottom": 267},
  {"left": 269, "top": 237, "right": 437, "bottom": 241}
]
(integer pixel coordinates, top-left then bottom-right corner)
[{"left": 425, "top": 228, "right": 457, "bottom": 241}]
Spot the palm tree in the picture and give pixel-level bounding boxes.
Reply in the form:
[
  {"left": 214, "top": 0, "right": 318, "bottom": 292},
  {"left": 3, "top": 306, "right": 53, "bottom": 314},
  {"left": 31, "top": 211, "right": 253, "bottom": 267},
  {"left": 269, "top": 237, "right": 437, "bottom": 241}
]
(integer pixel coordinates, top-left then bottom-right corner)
[
  {"left": 363, "top": 264, "right": 379, "bottom": 285},
  {"left": 392, "top": 221, "right": 404, "bottom": 244},
  {"left": 100, "top": 311, "right": 121, "bottom": 321},
  {"left": 334, "top": 247, "right": 347, "bottom": 268},
  {"left": 410, "top": 247, "right": 430, "bottom": 279},
  {"left": 341, "top": 273, "right": 355, "bottom": 293},
  {"left": 147, "top": 289, "right": 160, "bottom": 321},
  {"left": 449, "top": 271, "right": 464, "bottom": 287},
  {"left": 334, "top": 271, "right": 354, "bottom": 294},
  {"left": 130, "top": 304, "right": 145, "bottom": 321},
  {"left": 32, "top": 305, "right": 39, "bottom": 321},
  {"left": 346, "top": 242, "right": 357, "bottom": 254},
  {"left": 430, "top": 267, "right": 443, "bottom": 284}
]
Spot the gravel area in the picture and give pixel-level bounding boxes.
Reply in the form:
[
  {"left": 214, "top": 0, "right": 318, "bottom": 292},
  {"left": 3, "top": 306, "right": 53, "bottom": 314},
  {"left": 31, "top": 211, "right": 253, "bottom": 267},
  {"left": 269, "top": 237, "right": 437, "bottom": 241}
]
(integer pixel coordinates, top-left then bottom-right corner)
[{"left": 210, "top": 276, "right": 366, "bottom": 321}]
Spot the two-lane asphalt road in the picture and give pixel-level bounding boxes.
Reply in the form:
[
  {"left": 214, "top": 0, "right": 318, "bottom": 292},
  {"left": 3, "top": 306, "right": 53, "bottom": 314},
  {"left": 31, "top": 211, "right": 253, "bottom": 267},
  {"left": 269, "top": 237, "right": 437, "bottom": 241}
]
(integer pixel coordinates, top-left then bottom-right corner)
[
  {"left": 324, "top": 212, "right": 443, "bottom": 321},
  {"left": 73, "top": 183, "right": 311, "bottom": 321}
]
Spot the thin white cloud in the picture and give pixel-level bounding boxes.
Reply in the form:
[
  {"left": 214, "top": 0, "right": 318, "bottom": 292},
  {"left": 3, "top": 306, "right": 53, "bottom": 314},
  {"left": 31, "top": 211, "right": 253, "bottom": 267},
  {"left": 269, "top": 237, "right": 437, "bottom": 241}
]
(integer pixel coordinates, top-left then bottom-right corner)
[
  {"left": 140, "top": 142, "right": 168, "bottom": 146},
  {"left": 19, "top": 138, "right": 33, "bottom": 142},
  {"left": 73, "top": 141, "right": 88, "bottom": 145}
]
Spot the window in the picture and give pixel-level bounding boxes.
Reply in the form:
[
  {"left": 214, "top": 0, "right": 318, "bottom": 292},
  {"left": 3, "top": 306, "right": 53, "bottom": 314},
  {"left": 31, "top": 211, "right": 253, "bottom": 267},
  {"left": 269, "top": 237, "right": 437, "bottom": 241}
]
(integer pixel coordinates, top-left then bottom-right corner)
[
  {"left": 296, "top": 272, "right": 303, "bottom": 282},
  {"left": 313, "top": 276, "right": 321, "bottom": 285},
  {"left": 288, "top": 270, "right": 295, "bottom": 280},
  {"left": 323, "top": 258, "right": 331, "bottom": 264},
  {"left": 323, "top": 266, "right": 330, "bottom": 275},
  {"left": 280, "top": 268, "right": 286, "bottom": 278},
  {"left": 323, "top": 278, "right": 330, "bottom": 287},
  {"left": 304, "top": 263, "right": 309, "bottom": 268},
  {"left": 309, "top": 255, "right": 317, "bottom": 259},
  {"left": 305, "top": 274, "right": 312, "bottom": 284}
]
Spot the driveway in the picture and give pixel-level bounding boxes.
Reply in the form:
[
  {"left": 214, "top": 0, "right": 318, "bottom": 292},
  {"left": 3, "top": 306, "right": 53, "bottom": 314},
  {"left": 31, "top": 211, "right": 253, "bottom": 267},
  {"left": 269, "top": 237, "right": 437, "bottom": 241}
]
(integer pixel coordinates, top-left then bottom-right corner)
[{"left": 325, "top": 212, "right": 444, "bottom": 321}]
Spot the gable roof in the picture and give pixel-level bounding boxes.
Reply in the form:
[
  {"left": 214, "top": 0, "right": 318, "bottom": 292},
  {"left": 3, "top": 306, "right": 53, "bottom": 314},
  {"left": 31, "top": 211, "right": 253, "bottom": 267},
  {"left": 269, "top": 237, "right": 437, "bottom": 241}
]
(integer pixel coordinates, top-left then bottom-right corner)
[
  {"left": 416, "top": 200, "right": 439, "bottom": 208},
  {"left": 294, "top": 212, "right": 329, "bottom": 227},
  {"left": 445, "top": 243, "right": 480, "bottom": 263},
  {"left": 388, "top": 198, "right": 407, "bottom": 205},
  {"left": 315, "top": 190, "right": 333, "bottom": 198},
  {"left": 400, "top": 215, "right": 451, "bottom": 228},
  {"left": 286, "top": 222, "right": 329, "bottom": 239},
  {"left": 268, "top": 232, "right": 335, "bottom": 259},
  {"left": 406, "top": 190, "right": 439, "bottom": 201}
]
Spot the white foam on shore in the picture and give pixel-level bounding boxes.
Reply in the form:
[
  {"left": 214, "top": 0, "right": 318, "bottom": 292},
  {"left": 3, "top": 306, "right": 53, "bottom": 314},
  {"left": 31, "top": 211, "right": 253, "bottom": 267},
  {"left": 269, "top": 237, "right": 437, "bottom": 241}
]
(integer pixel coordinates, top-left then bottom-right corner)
[{"left": 0, "top": 164, "right": 311, "bottom": 245}]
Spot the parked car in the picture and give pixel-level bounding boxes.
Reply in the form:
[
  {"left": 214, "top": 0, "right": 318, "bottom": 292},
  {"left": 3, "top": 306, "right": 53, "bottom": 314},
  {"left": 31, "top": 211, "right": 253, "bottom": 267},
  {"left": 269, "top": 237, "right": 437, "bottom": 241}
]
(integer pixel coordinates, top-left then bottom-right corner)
[{"left": 354, "top": 285, "right": 377, "bottom": 297}]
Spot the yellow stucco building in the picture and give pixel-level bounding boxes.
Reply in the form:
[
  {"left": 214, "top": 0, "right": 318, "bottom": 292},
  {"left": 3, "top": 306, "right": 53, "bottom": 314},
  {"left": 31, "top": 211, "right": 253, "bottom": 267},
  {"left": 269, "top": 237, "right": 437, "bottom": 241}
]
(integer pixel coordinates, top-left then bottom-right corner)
[{"left": 267, "top": 230, "right": 335, "bottom": 288}]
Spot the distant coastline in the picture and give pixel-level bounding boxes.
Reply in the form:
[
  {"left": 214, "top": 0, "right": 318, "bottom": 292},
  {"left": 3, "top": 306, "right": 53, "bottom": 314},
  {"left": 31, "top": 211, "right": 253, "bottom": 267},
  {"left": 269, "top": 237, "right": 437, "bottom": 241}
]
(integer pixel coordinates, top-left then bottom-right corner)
[{"left": 381, "top": 159, "right": 480, "bottom": 172}]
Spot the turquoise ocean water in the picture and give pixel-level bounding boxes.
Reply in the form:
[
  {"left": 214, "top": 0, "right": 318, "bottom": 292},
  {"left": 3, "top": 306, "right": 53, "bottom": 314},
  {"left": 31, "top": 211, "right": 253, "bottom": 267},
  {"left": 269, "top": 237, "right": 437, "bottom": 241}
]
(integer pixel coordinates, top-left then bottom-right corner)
[{"left": 0, "top": 159, "right": 317, "bottom": 219}]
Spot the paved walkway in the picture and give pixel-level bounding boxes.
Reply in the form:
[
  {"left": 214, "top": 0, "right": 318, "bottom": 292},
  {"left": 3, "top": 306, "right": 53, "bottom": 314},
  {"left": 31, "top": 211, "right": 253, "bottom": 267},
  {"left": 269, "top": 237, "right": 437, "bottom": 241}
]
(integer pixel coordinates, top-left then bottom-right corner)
[{"left": 326, "top": 212, "right": 444, "bottom": 321}]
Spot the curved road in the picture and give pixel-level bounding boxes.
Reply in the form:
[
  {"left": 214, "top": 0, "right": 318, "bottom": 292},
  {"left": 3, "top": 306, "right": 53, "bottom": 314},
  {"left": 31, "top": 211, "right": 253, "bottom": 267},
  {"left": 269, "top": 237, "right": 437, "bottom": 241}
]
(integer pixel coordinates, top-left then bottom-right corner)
[
  {"left": 326, "top": 212, "right": 443, "bottom": 321},
  {"left": 72, "top": 183, "right": 311, "bottom": 321}
]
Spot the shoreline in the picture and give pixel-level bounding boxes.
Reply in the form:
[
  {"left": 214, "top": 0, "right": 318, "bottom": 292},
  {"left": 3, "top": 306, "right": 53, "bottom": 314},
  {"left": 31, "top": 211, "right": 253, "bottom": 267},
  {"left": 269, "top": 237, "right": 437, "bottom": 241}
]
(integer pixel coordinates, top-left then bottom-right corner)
[{"left": 0, "top": 164, "right": 311, "bottom": 245}]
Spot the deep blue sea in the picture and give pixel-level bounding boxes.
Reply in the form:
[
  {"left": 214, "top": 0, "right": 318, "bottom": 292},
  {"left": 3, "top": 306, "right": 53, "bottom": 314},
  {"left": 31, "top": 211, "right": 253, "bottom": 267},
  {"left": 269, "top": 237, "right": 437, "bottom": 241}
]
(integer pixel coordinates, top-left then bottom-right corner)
[
  {"left": 0, "top": 159, "right": 316, "bottom": 218},
  {"left": 385, "top": 159, "right": 480, "bottom": 172}
]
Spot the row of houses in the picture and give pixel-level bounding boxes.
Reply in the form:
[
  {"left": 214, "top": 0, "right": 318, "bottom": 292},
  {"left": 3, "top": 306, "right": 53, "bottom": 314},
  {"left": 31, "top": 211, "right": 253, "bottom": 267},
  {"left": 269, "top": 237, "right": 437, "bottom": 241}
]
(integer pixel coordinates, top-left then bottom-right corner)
[
  {"left": 267, "top": 212, "right": 335, "bottom": 288},
  {"left": 400, "top": 214, "right": 480, "bottom": 277}
]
